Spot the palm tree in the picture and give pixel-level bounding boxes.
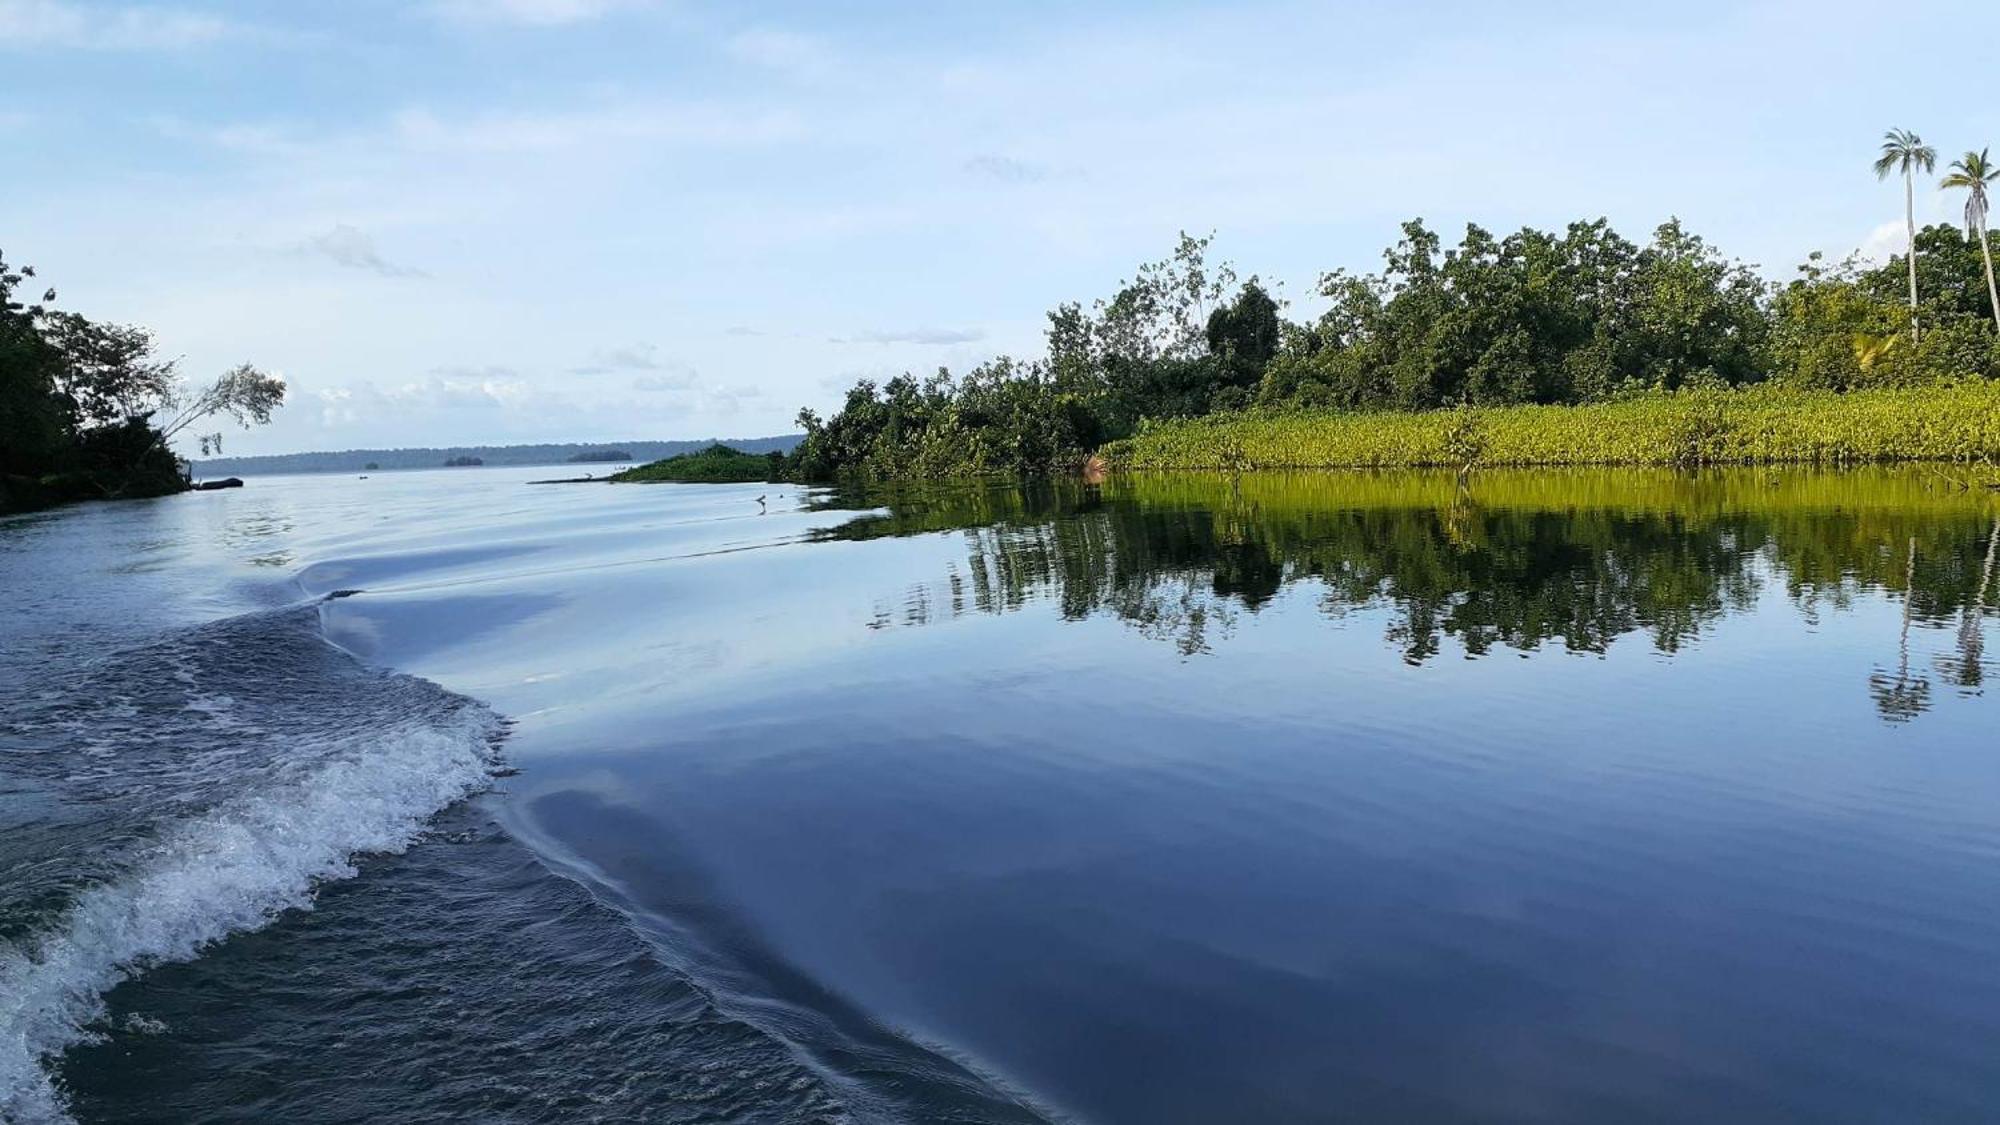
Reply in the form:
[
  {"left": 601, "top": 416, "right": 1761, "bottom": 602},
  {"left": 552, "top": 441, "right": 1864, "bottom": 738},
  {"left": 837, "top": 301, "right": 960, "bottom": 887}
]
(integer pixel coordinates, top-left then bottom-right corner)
[
  {"left": 1874, "top": 128, "right": 1938, "bottom": 344},
  {"left": 1941, "top": 148, "right": 2000, "bottom": 334}
]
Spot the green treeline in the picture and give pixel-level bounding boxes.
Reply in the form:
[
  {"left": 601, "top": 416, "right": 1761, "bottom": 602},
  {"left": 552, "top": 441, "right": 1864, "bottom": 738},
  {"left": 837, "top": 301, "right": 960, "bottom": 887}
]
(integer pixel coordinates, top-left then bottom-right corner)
[
  {"left": 2, "top": 251, "right": 283, "bottom": 514},
  {"left": 787, "top": 134, "right": 2000, "bottom": 479},
  {"left": 814, "top": 469, "right": 1999, "bottom": 720}
]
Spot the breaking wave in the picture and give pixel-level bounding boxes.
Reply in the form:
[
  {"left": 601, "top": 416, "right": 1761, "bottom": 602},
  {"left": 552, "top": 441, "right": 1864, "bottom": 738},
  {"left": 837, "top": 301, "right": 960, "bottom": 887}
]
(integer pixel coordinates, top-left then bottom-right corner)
[{"left": 0, "top": 605, "right": 504, "bottom": 1123}]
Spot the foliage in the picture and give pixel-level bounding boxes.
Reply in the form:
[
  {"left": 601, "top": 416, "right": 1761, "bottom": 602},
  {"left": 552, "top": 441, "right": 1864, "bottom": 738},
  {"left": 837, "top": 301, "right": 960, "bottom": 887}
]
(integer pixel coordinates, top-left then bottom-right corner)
[
  {"left": 795, "top": 215, "right": 1952, "bottom": 483},
  {"left": 159, "top": 363, "right": 287, "bottom": 457},
  {"left": 1771, "top": 229, "right": 2000, "bottom": 390},
  {"left": 1874, "top": 127, "right": 1939, "bottom": 339},
  {"left": 0, "top": 249, "right": 282, "bottom": 512},
  {"left": 1102, "top": 383, "right": 2000, "bottom": 471},
  {"left": 1259, "top": 219, "right": 1770, "bottom": 410},
  {"left": 0, "top": 252, "right": 68, "bottom": 479},
  {"left": 790, "top": 235, "right": 1292, "bottom": 481},
  {"left": 1874, "top": 129, "right": 1938, "bottom": 183},
  {"left": 1939, "top": 148, "right": 2000, "bottom": 333},
  {"left": 612, "top": 443, "right": 787, "bottom": 483},
  {"left": 1860, "top": 224, "right": 2000, "bottom": 327},
  {"left": 791, "top": 359, "right": 1101, "bottom": 480},
  {"left": 38, "top": 312, "right": 177, "bottom": 430}
]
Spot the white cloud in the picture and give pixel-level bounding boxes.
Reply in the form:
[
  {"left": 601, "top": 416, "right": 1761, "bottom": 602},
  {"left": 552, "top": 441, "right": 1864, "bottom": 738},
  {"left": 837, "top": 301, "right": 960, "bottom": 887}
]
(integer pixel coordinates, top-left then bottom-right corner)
[
  {"left": 309, "top": 371, "right": 537, "bottom": 428},
  {"left": 1852, "top": 191, "right": 1958, "bottom": 266},
  {"left": 0, "top": 0, "right": 246, "bottom": 49},
  {"left": 1858, "top": 219, "right": 1914, "bottom": 266},
  {"left": 304, "top": 225, "right": 427, "bottom": 278}
]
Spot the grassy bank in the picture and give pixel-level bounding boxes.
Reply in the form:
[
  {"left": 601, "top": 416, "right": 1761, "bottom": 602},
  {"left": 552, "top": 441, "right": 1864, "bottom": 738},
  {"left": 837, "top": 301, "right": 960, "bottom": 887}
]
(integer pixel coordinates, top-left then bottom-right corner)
[
  {"left": 1099, "top": 384, "right": 2000, "bottom": 472},
  {"left": 610, "top": 443, "right": 784, "bottom": 483}
]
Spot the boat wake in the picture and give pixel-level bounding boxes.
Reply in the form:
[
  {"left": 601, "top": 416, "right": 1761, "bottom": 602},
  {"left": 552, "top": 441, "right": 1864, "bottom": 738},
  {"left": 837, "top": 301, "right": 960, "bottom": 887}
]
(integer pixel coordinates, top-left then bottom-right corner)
[{"left": 0, "top": 604, "right": 505, "bottom": 1123}]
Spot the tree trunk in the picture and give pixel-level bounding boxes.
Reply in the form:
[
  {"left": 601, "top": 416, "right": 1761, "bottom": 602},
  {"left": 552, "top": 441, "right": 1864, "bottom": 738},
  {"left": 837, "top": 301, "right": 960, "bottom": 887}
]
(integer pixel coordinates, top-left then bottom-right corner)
[
  {"left": 1906, "top": 171, "right": 1921, "bottom": 345},
  {"left": 1979, "top": 215, "right": 2000, "bottom": 335}
]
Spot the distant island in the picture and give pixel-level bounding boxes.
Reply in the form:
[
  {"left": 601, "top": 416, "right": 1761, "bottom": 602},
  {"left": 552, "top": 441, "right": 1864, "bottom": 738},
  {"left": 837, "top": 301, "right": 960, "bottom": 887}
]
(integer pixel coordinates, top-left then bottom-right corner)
[
  {"left": 442, "top": 455, "right": 484, "bottom": 467},
  {"left": 193, "top": 436, "right": 801, "bottom": 477},
  {"left": 611, "top": 443, "right": 785, "bottom": 483}
]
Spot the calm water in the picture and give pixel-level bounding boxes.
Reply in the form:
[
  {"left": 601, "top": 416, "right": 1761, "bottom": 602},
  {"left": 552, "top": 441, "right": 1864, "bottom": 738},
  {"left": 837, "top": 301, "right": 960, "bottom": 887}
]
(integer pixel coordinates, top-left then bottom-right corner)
[{"left": 4, "top": 465, "right": 1999, "bottom": 1123}]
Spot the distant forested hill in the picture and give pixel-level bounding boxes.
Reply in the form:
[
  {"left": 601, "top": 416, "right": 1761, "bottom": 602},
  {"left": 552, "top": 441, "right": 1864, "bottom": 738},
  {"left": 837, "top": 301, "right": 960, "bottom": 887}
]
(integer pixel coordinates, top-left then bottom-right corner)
[{"left": 192, "top": 435, "right": 802, "bottom": 476}]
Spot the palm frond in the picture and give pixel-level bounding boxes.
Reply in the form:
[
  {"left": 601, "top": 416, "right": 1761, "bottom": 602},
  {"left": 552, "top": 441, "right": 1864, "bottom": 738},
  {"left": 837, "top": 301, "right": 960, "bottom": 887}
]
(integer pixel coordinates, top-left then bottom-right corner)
[
  {"left": 1874, "top": 128, "right": 1936, "bottom": 178},
  {"left": 1942, "top": 149, "right": 1995, "bottom": 235}
]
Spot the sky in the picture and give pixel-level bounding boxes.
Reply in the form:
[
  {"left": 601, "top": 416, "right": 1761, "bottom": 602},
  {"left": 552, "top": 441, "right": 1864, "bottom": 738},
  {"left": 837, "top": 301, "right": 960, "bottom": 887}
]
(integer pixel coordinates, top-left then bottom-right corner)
[{"left": 4, "top": 0, "right": 1997, "bottom": 454}]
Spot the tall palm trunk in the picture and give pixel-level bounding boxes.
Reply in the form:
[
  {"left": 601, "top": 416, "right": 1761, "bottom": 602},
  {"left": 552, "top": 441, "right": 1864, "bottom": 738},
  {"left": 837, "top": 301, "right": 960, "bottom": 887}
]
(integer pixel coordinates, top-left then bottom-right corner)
[
  {"left": 1906, "top": 170, "right": 1922, "bottom": 344},
  {"left": 1978, "top": 215, "right": 2000, "bottom": 334}
]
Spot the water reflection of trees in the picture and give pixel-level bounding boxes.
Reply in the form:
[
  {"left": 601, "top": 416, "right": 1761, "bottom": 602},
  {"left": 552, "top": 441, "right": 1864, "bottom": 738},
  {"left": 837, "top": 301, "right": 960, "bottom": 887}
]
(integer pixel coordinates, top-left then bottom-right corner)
[{"left": 816, "top": 470, "right": 2000, "bottom": 718}]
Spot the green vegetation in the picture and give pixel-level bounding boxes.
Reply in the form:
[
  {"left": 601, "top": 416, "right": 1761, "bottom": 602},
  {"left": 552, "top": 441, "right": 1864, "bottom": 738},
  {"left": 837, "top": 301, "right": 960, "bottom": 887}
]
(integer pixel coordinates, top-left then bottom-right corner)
[
  {"left": 612, "top": 443, "right": 786, "bottom": 483},
  {"left": 786, "top": 127, "right": 2000, "bottom": 482},
  {"left": 2, "top": 250, "right": 283, "bottom": 514},
  {"left": 1102, "top": 383, "right": 2000, "bottom": 471},
  {"left": 1939, "top": 148, "right": 2000, "bottom": 333}
]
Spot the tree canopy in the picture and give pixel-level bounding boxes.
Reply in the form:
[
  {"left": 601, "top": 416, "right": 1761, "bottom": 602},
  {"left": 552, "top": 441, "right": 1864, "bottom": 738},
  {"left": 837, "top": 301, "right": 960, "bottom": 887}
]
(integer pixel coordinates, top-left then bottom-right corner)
[{"left": 789, "top": 214, "right": 2000, "bottom": 481}]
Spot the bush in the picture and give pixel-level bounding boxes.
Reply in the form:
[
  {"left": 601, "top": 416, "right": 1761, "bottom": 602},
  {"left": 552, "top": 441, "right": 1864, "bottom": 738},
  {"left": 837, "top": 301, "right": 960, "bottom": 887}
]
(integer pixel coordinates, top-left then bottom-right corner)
[{"left": 611, "top": 443, "right": 784, "bottom": 483}]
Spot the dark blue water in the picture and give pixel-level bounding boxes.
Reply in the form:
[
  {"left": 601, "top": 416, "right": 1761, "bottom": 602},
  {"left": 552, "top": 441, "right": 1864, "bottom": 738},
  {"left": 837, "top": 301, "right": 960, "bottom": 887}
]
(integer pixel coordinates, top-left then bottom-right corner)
[{"left": 4, "top": 467, "right": 1998, "bottom": 1123}]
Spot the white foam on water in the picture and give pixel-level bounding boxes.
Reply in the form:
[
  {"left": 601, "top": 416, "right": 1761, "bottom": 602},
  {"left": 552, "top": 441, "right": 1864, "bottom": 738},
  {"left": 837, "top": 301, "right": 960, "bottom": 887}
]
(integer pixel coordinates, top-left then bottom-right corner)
[{"left": 0, "top": 707, "right": 500, "bottom": 1124}]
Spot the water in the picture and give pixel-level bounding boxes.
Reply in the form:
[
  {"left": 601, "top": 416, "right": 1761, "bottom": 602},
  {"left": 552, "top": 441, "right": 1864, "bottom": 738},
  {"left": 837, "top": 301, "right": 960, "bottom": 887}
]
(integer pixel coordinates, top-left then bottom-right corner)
[{"left": 3, "top": 465, "right": 1999, "bottom": 1123}]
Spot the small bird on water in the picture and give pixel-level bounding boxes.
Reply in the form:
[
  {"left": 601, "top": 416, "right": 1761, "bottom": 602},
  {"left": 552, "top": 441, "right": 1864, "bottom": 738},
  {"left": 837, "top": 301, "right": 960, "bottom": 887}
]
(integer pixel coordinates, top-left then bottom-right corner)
[{"left": 756, "top": 494, "right": 767, "bottom": 511}]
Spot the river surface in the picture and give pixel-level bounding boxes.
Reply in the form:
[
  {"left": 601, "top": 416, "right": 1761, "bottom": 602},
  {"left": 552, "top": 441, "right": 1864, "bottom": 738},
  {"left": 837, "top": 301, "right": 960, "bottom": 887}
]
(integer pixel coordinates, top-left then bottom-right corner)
[{"left": 4, "top": 465, "right": 2000, "bottom": 1124}]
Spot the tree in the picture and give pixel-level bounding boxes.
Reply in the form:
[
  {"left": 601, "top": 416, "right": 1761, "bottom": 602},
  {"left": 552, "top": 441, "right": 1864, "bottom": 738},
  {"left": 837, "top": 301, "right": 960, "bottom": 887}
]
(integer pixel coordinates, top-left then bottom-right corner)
[
  {"left": 1862, "top": 222, "right": 1995, "bottom": 322},
  {"left": 1205, "top": 281, "right": 1281, "bottom": 390},
  {"left": 40, "top": 311, "right": 177, "bottom": 430},
  {"left": 1874, "top": 128, "right": 1938, "bottom": 343},
  {"left": 1770, "top": 253, "right": 1907, "bottom": 390},
  {"left": 152, "top": 363, "right": 287, "bottom": 459},
  {"left": 0, "top": 252, "right": 68, "bottom": 477},
  {"left": 1254, "top": 217, "right": 1766, "bottom": 410},
  {"left": 1940, "top": 148, "right": 2000, "bottom": 333}
]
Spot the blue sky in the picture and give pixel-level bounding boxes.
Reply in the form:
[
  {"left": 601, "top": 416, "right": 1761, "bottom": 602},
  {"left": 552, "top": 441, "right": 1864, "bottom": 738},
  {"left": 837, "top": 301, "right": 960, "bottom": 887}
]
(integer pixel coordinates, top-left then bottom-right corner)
[{"left": 4, "top": 0, "right": 1996, "bottom": 453}]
